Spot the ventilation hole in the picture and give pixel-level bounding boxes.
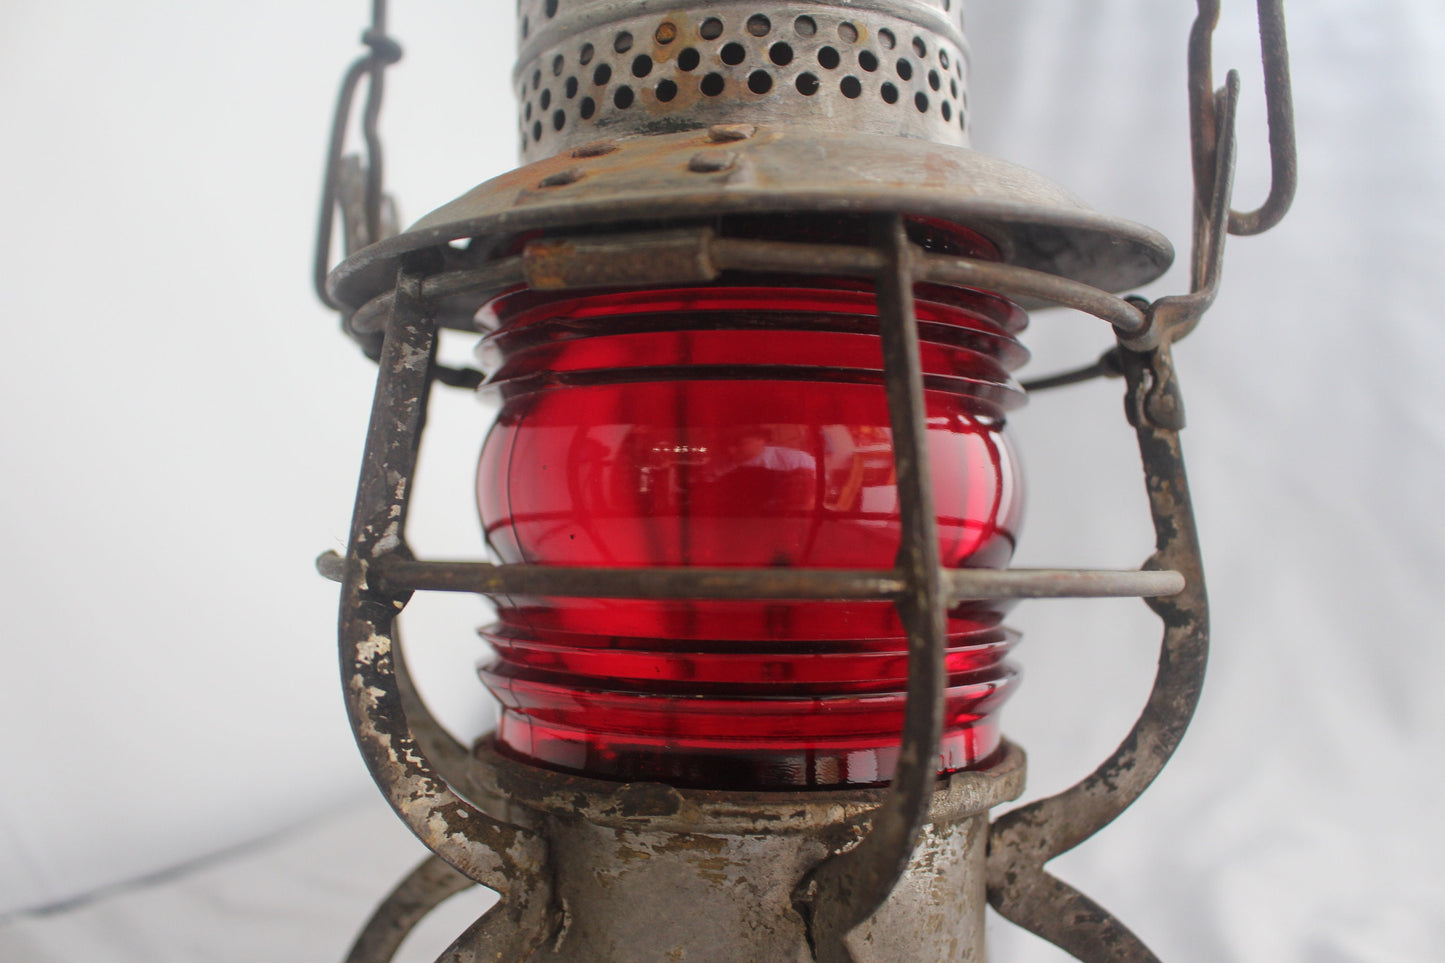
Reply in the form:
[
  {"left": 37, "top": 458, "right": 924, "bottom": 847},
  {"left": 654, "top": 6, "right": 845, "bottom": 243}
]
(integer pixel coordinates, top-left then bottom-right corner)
[
  {"left": 545, "top": 0, "right": 558, "bottom": 17},
  {"left": 678, "top": 47, "right": 700, "bottom": 71},
  {"left": 880, "top": 82, "right": 899, "bottom": 104},
  {"left": 700, "top": 17, "right": 724, "bottom": 40},
  {"left": 928, "top": 70, "right": 941, "bottom": 91},
  {"left": 796, "top": 72, "right": 819, "bottom": 95},
  {"left": 614, "top": 31, "right": 633, "bottom": 53},
  {"left": 524, "top": 101, "right": 532, "bottom": 120},
  {"left": 532, "top": 68, "right": 542, "bottom": 88},
  {"left": 614, "top": 85, "right": 634, "bottom": 108},
  {"left": 838, "top": 22, "right": 858, "bottom": 43},
  {"left": 941, "top": 101, "right": 952, "bottom": 121},
  {"left": 747, "top": 14, "right": 771, "bottom": 37},
  {"left": 949, "top": 78, "right": 958, "bottom": 98},
  {"left": 896, "top": 59, "right": 913, "bottom": 81},
  {"left": 818, "top": 46, "right": 840, "bottom": 69},
  {"left": 522, "top": 17, "right": 529, "bottom": 39},
  {"left": 552, "top": 55, "right": 565, "bottom": 76},
  {"left": 912, "top": 37, "right": 927, "bottom": 57},
  {"left": 593, "top": 64, "right": 612, "bottom": 85},
  {"left": 540, "top": 89, "right": 552, "bottom": 109},
  {"left": 721, "top": 42, "right": 746, "bottom": 66},
  {"left": 656, "top": 78, "right": 678, "bottom": 102},
  {"left": 840, "top": 75, "right": 861, "bottom": 99},
  {"left": 770, "top": 42, "right": 793, "bottom": 66},
  {"left": 580, "top": 96, "right": 596, "bottom": 119},
  {"left": 944, "top": 0, "right": 952, "bottom": 10},
  {"left": 632, "top": 54, "right": 653, "bottom": 77},
  {"left": 940, "top": 49, "right": 951, "bottom": 70},
  {"left": 656, "top": 22, "right": 677, "bottom": 44},
  {"left": 580, "top": 43, "right": 594, "bottom": 66},
  {"left": 532, "top": 120, "right": 542, "bottom": 140},
  {"left": 553, "top": 109, "right": 566, "bottom": 130},
  {"left": 859, "top": 50, "right": 878, "bottom": 71},
  {"left": 700, "top": 72, "right": 725, "bottom": 96},
  {"left": 960, "top": 110, "right": 967, "bottom": 130},
  {"left": 878, "top": 28, "right": 896, "bottom": 50},
  {"left": 746, "top": 70, "right": 773, "bottom": 94},
  {"left": 794, "top": 15, "right": 817, "bottom": 37},
  {"left": 914, "top": 92, "right": 929, "bottom": 112},
  {"left": 565, "top": 76, "right": 578, "bottom": 98}
]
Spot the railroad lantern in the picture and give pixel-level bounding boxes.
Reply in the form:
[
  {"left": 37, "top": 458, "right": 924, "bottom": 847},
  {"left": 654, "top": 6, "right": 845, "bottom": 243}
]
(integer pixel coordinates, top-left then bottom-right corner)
[{"left": 314, "top": 1, "right": 1295, "bottom": 960}]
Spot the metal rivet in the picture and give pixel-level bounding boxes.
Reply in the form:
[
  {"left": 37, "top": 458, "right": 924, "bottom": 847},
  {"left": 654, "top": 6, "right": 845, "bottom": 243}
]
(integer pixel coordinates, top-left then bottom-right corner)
[
  {"left": 708, "top": 123, "right": 756, "bottom": 143},
  {"left": 539, "top": 167, "right": 583, "bottom": 187},
  {"left": 571, "top": 141, "right": 618, "bottom": 158},
  {"left": 688, "top": 151, "right": 737, "bottom": 173}
]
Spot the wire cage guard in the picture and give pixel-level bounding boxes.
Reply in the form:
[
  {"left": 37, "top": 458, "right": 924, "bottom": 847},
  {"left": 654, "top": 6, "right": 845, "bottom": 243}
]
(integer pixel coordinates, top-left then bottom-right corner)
[{"left": 314, "top": 1, "right": 1296, "bottom": 960}]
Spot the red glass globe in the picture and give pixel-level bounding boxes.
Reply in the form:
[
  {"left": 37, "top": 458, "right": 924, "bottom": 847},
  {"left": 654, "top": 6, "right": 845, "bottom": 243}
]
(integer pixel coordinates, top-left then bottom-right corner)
[{"left": 475, "top": 234, "right": 1028, "bottom": 789}]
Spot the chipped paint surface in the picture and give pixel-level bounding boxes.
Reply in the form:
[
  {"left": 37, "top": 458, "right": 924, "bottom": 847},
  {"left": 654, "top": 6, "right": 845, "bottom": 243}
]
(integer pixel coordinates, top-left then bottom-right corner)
[
  {"left": 336, "top": 297, "right": 557, "bottom": 960},
  {"left": 357, "top": 631, "right": 388, "bottom": 664},
  {"left": 436, "top": 741, "right": 1024, "bottom": 961},
  {"left": 986, "top": 345, "right": 1211, "bottom": 961},
  {"left": 396, "top": 341, "right": 430, "bottom": 372}
]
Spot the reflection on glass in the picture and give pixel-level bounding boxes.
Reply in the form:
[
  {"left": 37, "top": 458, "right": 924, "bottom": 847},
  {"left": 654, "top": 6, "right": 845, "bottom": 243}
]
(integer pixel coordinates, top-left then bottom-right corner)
[{"left": 476, "top": 280, "right": 1028, "bottom": 788}]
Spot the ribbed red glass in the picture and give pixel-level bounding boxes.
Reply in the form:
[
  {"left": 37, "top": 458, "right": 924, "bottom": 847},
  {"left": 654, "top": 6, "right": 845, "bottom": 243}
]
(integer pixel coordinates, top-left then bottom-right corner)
[{"left": 475, "top": 240, "right": 1028, "bottom": 789}]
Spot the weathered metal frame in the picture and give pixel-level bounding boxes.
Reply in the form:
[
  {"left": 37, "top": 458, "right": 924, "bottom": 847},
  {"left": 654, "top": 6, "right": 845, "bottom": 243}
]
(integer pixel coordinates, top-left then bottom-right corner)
[
  {"left": 326, "top": 194, "right": 1228, "bottom": 960},
  {"left": 320, "top": 1, "right": 1296, "bottom": 960},
  {"left": 986, "top": 2, "right": 1296, "bottom": 953},
  {"left": 326, "top": 216, "right": 1197, "bottom": 962},
  {"left": 326, "top": 72, "right": 1263, "bottom": 958}
]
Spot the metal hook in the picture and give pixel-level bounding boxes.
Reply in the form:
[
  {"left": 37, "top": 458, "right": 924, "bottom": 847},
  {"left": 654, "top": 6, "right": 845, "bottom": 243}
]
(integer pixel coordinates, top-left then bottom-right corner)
[
  {"left": 313, "top": 0, "right": 402, "bottom": 311},
  {"left": 1191, "top": 0, "right": 1297, "bottom": 238}
]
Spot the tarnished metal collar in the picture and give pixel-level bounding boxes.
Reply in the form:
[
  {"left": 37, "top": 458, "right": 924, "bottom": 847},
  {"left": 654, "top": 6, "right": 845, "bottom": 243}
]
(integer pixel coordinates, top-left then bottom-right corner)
[{"left": 514, "top": 0, "right": 971, "bottom": 161}]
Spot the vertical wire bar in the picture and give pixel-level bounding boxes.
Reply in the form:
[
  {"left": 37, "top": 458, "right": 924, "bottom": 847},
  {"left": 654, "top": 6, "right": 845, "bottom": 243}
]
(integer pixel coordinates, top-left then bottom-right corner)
[
  {"left": 796, "top": 215, "right": 946, "bottom": 962},
  {"left": 338, "top": 272, "right": 555, "bottom": 954},
  {"left": 345, "top": 270, "right": 431, "bottom": 566},
  {"left": 981, "top": 65, "right": 1236, "bottom": 962},
  {"left": 985, "top": 346, "right": 1209, "bottom": 963}
]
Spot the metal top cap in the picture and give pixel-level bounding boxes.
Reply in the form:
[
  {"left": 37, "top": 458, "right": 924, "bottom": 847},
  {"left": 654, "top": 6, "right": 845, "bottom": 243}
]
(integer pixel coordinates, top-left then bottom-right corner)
[
  {"left": 328, "top": 125, "right": 1174, "bottom": 314},
  {"left": 514, "top": 0, "right": 972, "bottom": 162}
]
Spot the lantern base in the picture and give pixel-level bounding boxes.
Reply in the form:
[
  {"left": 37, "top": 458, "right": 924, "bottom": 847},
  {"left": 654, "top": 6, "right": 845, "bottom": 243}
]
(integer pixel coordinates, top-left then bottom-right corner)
[{"left": 460, "top": 737, "right": 1025, "bottom": 961}]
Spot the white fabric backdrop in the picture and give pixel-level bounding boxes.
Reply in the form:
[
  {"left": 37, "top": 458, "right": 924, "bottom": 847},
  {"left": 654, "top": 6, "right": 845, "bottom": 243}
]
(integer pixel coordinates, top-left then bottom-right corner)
[{"left": 1, "top": 1, "right": 1441, "bottom": 960}]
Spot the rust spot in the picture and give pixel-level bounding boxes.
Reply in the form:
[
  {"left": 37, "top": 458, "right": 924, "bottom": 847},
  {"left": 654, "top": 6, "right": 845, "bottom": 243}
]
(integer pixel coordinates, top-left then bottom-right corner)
[
  {"left": 523, "top": 238, "right": 573, "bottom": 290},
  {"left": 613, "top": 844, "right": 654, "bottom": 864},
  {"left": 538, "top": 167, "right": 583, "bottom": 188},
  {"left": 572, "top": 140, "right": 618, "bottom": 158},
  {"left": 688, "top": 151, "right": 737, "bottom": 173},
  {"left": 612, "top": 782, "right": 685, "bottom": 816},
  {"left": 708, "top": 123, "right": 757, "bottom": 143},
  {"left": 691, "top": 855, "right": 734, "bottom": 885},
  {"left": 656, "top": 833, "right": 727, "bottom": 856}
]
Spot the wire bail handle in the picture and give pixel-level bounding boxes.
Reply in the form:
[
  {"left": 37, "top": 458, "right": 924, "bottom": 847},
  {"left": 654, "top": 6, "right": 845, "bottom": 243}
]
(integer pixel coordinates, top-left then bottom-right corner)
[
  {"left": 314, "top": 0, "right": 402, "bottom": 312},
  {"left": 1192, "top": 0, "right": 1297, "bottom": 240}
]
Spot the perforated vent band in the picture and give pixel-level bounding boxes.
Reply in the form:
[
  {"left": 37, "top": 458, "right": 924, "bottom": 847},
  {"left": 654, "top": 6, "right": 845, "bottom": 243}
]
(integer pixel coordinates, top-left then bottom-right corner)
[{"left": 513, "top": 1, "right": 971, "bottom": 160}]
